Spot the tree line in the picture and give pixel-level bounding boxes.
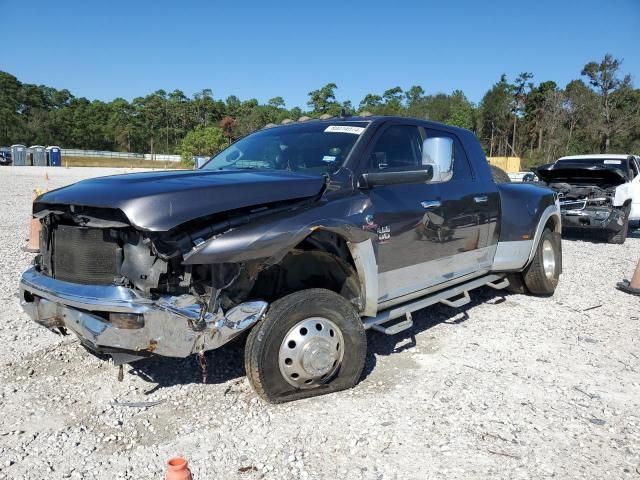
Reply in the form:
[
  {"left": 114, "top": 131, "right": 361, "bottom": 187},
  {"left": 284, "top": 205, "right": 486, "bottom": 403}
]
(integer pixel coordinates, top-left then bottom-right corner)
[{"left": 1, "top": 54, "right": 637, "bottom": 168}]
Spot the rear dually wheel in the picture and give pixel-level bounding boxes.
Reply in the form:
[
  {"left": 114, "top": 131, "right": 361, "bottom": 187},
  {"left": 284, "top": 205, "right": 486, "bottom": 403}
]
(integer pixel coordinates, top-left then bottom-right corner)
[
  {"left": 522, "top": 228, "right": 561, "bottom": 295},
  {"left": 508, "top": 227, "right": 561, "bottom": 296}
]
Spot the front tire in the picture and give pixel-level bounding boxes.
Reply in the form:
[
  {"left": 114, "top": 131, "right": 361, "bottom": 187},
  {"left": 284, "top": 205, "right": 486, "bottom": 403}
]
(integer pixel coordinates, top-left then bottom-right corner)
[
  {"left": 245, "top": 289, "right": 366, "bottom": 403},
  {"left": 608, "top": 207, "right": 629, "bottom": 244}
]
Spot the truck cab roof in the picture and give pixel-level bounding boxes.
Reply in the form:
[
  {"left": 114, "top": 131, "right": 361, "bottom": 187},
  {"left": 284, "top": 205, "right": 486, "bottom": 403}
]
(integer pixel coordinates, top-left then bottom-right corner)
[
  {"left": 557, "top": 154, "right": 637, "bottom": 161},
  {"left": 263, "top": 115, "right": 473, "bottom": 136}
]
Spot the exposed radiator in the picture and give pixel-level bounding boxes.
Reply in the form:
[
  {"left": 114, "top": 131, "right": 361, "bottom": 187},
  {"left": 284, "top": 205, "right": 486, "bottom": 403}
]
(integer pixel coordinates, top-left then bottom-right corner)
[{"left": 53, "top": 225, "right": 120, "bottom": 285}]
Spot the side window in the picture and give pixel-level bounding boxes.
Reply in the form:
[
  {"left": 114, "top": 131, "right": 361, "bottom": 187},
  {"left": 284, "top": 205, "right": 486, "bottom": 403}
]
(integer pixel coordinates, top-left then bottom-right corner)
[
  {"left": 424, "top": 129, "right": 473, "bottom": 181},
  {"left": 368, "top": 125, "right": 422, "bottom": 171}
]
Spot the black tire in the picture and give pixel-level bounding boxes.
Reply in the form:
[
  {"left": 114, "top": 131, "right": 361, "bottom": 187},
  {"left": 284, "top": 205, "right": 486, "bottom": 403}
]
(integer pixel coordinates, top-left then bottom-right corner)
[
  {"left": 245, "top": 288, "right": 366, "bottom": 403},
  {"left": 607, "top": 207, "right": 629, "bottom": 244},
  {"left": 489, "top": 165, "right": 511, "bottom": 184},
  {"left": 521, "top": 228, "right": 561, "bottom": 295},
  {"left": 505, "top": 273, "right": 528, "bottom": 294}
]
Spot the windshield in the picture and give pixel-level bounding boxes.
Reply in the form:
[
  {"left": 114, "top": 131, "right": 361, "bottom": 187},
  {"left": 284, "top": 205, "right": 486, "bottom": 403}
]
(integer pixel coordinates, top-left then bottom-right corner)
[
  {"left": 202, "top": 122, "right": 368, "bottom": 175},
  {"left": 556, "top": 158, "right": 630, "bottom": 177}
]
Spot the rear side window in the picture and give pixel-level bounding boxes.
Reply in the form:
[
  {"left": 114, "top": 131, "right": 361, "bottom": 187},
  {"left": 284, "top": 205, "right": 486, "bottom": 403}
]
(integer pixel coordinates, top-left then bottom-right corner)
[{"left": 423, "top": 128, "right": 473, "bottom": 181}]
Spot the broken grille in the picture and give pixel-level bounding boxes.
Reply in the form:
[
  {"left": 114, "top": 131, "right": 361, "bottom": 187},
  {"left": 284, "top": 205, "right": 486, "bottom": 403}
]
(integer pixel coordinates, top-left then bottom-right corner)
[
  {"left": 560, "top": 200, "right": 586, "bottom": 211},
  {"left": 53, "top": 225, "right": 121, "bottom": 285}
]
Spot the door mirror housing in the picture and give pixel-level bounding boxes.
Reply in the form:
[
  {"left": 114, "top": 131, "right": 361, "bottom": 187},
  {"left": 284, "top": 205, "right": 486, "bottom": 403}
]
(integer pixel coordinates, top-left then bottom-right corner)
[
  {"left": 225, "top": 149, "right": 241, "bottom": 162},
  {"left": 422, "top": 137, "right": 453, "bottom": 183},
  {"left": 358, "top": 166, "right": 433, "bottom": 188}
]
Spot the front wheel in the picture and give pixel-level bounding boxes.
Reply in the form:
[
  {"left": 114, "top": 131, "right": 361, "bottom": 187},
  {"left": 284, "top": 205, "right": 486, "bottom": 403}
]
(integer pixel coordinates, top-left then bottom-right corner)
[
  {"left": 607, "top": 207, "right": 629, "bottom": 244},
  {"left": 245, "top": 289, "right": 366, "bottom": 403}
]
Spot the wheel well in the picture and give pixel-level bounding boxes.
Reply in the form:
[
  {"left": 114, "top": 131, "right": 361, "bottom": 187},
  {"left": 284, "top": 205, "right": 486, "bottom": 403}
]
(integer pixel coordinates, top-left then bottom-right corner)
[
  {"left": 545, "top": 214, "right": 561, "bottom": 233},
  {"left": 248, "top": 231, "right": 363, "bottom": 311}
]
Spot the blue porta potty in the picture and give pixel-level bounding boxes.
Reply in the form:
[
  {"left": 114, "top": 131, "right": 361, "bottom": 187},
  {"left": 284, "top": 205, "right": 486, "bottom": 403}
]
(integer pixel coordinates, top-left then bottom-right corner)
[{"left": 46, "top": 146, "right": 62, "bottom": 166}]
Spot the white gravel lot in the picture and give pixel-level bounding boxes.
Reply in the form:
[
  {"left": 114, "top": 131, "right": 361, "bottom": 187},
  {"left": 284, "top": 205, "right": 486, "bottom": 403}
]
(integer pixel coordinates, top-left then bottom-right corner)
[{"left": 0, "top": 166, "right": 639, "bottom": 480}]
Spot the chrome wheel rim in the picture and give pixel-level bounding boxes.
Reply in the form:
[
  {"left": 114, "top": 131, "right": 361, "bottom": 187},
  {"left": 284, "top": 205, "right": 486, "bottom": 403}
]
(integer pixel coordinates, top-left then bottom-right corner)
[
  {"left": 541, "top": 239, "right": 556, "bottom": 280},
  {"left": 278, "top": 317, "right": 344, "bottom": 389}
]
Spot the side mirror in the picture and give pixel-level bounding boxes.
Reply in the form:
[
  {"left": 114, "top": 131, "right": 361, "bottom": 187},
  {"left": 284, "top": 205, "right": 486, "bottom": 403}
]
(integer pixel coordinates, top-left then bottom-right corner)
[
  {"left": 226, "top": 150, "right": 240, "bottom": 162},
  {"left": 422, "top": 137, "right": 453, "bottom": 183},
  {"left": 359, "top": 166, "right": 433, "bottom": 188}
]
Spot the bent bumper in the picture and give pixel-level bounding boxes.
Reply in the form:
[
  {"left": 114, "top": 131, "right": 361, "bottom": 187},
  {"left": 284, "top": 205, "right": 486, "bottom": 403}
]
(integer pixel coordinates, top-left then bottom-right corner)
[
  {"left": 561, "top": 207, "right": 625, "bottom": 232},
  {"left": 19, "top": 267, "right": 267, "bottom": 359}
]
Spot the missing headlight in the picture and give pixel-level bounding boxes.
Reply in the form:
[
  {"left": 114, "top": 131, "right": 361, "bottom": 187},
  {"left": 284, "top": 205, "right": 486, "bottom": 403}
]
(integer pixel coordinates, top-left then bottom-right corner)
[{"left": 109, "top": 313, "right": 144, "bottom": 329}]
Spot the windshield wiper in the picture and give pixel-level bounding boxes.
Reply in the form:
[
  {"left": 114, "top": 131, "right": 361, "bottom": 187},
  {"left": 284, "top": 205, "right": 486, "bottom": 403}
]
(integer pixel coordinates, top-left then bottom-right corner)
[{"left": 218, "top": 165, "right": 264, "bottom": 171}]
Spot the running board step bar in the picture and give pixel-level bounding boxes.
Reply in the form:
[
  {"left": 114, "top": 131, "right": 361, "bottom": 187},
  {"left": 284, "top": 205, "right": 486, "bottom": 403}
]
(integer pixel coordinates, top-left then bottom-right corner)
[
  {"left": 440, "top": 291, "right": 470, "bottom": 308},
  {"left": 486, "top": 278, "right": 510, "bottom": 290},
  {"left": 372, "top": 312, "right": 413, "bottom": 335},
  {"left": 363, "top": 274, "right": 508, "bottom": 331}
]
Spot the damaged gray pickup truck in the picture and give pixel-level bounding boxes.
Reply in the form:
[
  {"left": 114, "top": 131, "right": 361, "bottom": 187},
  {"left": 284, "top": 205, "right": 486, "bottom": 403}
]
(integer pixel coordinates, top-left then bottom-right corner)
[{"left": 20, "top": 116, "right": 562, "bottom": 403}]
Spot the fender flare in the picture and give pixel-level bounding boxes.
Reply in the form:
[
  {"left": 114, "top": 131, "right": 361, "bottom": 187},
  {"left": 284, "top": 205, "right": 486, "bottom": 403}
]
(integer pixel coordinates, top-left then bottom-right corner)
[
  {"left": 525, "top": 203, "right": 561, "bottom": 267},
  {"left": 347, "top": 239, "right": 378, "bottom": 317}
]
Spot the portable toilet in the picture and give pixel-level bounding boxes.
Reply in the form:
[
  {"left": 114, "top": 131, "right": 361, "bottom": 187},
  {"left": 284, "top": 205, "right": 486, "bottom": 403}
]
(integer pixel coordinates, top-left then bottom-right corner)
[
  {"left": 28, "top": 146, "right": 47, "bottom": 166},
  {"left": 194, "top": 156, "right": 208, "bottom": 168},
  {"left": 11, "top": 144, "right": 26, "bottom": 166},
  {"left": 46, "top": 146, "right": 62, "bottom": 166}
]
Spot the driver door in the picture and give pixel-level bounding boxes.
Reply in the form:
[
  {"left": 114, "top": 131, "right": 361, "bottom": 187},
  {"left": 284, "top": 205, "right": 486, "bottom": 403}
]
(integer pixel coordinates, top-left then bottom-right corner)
[{"left": 361, "top": 123, "right": 487, "bottom": 303}]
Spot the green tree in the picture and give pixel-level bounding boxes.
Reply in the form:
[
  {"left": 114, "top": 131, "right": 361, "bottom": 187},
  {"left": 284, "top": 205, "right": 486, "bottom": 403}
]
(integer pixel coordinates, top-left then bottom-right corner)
[
  {"left": 581, "top": 54, "right": 632, "bottom": 152},
  {"left": 0, "top": 71, "right": 25, "bottom": 144},
  {"left": 380, "top": 87, "right": 404, "bottom": 114},
  {"left": 563, "top": 79, "right": 600, "bottom": 154},
  {"left": 523, "top": 80, "right": 557, "bottom": 153},
  {"left": 307, "top": 83, "right": 339, "bottom": 115},
  {"left": 405, "top": 85, "right": 426, "bottom": 117},
  {"left": 445, "top": 90, "right": 474, "bottom": 129},
  {"left": 268, "top": 97, "right": 285, "bottom": 109},
  {"left": 179, "top": 126, "right": 227, "bottom": 166},
  {"left": 358, "top": 93, "right": 383, "bottom": 113},
  {"left": 1, "top": 61, "right": 638, "bottom": 167},
  {"left": 510, "top": 72, "right": 534, "bottom": 156},
  {"left": 478, "top": 75, "right": 514, "bottom": 157}
]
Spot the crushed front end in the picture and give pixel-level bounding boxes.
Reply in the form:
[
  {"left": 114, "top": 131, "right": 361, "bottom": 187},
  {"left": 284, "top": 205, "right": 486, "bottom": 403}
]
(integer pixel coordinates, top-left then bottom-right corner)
[
  {"left": 556, "top": 185, "right": 626, "bottom": 233},
  {"left": 19, "top": 205, "right": 268, "bottom": 364}
]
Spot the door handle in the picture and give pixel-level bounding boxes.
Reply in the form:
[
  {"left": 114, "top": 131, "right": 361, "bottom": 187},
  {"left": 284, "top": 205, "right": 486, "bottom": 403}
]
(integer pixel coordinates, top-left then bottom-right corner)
[
  {"left": 421, "top": 200, "right": 441, "bottom": 209},
  {"left": 473, "top": 196, "right": 489, "bottom": 204}
]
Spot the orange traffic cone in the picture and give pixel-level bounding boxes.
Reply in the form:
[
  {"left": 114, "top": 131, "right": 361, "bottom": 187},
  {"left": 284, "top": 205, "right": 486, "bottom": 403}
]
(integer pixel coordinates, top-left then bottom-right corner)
[
  {"left": 616, "top": 258, "right": 640, "bottom": 296},
  {"left": 165, "top": 457, "right": 192, "bottom": 480},
  {"left": 23, "top": 192, "right": 41, "bottom": 253}
]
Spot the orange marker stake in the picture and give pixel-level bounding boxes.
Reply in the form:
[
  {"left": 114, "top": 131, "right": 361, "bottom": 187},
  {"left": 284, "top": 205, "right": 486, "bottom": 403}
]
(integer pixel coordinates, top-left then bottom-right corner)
[{"left": 23, "top": 191, "right": 41, "bottom": 253}]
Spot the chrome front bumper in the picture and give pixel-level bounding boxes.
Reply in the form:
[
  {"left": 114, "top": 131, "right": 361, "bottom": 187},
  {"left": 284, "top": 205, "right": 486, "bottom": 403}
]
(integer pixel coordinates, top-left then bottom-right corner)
[{"left": 19, "top": 267, "right": 267, "bottom": 360}]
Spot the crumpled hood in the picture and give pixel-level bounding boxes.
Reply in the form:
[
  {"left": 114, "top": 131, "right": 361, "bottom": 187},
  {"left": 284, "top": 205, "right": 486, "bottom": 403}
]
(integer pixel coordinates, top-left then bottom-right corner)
[
  {"left": 34, "top": 169, "right": 325, "bottom": 231},
  {"left": 536, "top": 163, "right": 628, "bottom": 187}
]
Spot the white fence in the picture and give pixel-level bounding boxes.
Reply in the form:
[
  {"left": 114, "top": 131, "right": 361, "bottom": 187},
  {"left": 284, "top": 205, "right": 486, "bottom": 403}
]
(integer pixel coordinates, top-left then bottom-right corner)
[{"left": 60, "top": 149, "right": 182, "bottom": 162}]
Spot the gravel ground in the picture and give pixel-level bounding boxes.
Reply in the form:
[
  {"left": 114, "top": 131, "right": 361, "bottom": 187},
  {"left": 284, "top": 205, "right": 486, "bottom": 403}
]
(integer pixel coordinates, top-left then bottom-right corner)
[{"left": 0, "top": 166, "right": 639, "bottom": 480}]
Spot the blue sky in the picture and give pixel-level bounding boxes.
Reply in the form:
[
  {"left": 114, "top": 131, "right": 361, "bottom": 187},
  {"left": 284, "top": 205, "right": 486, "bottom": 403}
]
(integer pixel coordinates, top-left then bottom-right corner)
[{"left": 2, "top": 0, "right": 639, "bottom": 108}]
